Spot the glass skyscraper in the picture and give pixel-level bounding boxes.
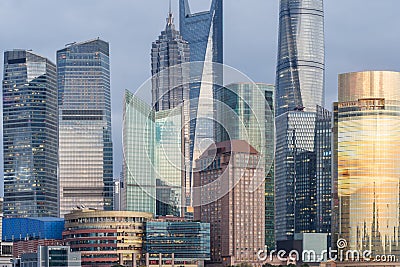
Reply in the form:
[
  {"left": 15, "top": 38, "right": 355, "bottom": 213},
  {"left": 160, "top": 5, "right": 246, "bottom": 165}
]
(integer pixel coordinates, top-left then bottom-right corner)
[
  {"left": 275, "top": 0, "right": 330, "bottom": 245},
  {"left": 315, "top": 105, "right": 332, "bottom": 234},
  {"left": 275, "top": 0, "right": 325, "bottom": 116},
  {"left": 123, "top": 90, "right": 185, "bottom": 216},
  {"left": 57, "top": 39, "right": 113, "bottom": 216},
  {"left": 333, "top": 71, "right": 400, "bottom": 257},
  {"left": 151, "top": 11, "right": 190, "bottom": 217},
  {"left": 179, "top": 0, "right": 223, "bottom": 174},
  {"left": 123, "top": 91, "right": 156, "bottom": 214},
  {"left": 216, "top": 83, "right": 275, "bottom": 248},
  {"left": 155, "top": 108, "right": 184, "bottom": 217},
  {"left": 2, "top": 50, "right": 58, "bottom": 218},
  {"left": 275, "top": 111, "right": 317, "bottom": 241}
]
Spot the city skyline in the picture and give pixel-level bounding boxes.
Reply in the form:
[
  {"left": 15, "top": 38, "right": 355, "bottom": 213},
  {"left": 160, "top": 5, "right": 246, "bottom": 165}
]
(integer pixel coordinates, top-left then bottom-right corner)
[
  {"left": 0, "top": 1, "right": 399, "bottom": 266},
  {"left": 0, "top": 0, "right": 397, "bottom": 188}
]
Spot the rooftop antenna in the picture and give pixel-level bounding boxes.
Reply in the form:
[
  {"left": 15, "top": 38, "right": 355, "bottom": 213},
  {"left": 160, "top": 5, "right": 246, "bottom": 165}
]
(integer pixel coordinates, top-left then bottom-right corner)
[{"left": 167, "top": 0, "right": 173, "bottom": 26}]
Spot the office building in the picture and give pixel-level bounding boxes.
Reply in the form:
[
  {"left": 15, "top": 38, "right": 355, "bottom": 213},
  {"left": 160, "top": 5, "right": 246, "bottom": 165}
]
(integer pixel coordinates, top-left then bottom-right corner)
[
  {"left": 2, "top": 50, "right": 58, "bottom": 218},
  {"left": 333, "top": 71, "right": 400, "bottom": 257},
  {"left": 154, "top": 109, "right": 184, "bottom": 217},
  {"left": 57, "top": 39, "right": 113, "bottom": 216},
  {"left": 275, "top": 0, "right": 325, "bottom": 116},
  {"left": 179, "top": 0, "right": 223, "bottom": 182},
  {"left": 124, "top": 90, "right": 187, "bottom": 217},
  {"left": 20, "top": 246, "right": 81, "bottom": 267},
  {"left": 12, "top": 240, "right": 63, "bottom": 258},
  {"left": 0, "top": 242, "right": 13, "bottom": 267},
  {"left": 215, "top": 83, "right": 275, "bottom": 248},
  {"left": 63, "top": 208, "right": 153, "bottom": 266},
  {"left": 151, "top": 10, "right": 190, "bottom": 217},
  {"left": 2, "top": 217, "right": 64, "bottom": 242},
  {"left": 123, "top": 91, "right": 156, "bottom": 214},
  {"left": 315, "top": 106, "right": 332, "bottom": 234},
  {"left": 275, "top": 111, "right": 316, "bottom": 241},
  {"left": 275, "top": 0, "right": 330, "bottom": 245},
  {"left": 194, "top": 140, "right": 265, "bottom": 266},
  {"left": 151, "top": 9, "right": 189, "bottom": 112},
  {"left": 145, "top": 219, "right": 210, "bottom": 265}
]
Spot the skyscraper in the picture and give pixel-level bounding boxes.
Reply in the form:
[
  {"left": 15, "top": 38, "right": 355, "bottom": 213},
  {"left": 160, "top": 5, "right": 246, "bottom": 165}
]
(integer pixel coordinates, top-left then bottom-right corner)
[
  {"left": 57, "top": 39, "right": 113, "bottom": 216},
  {"left": 154, "top": 108, "right": 184, "bottom": 217},
  {"left": 194, "top": 140, "right": 264, "bottom": 266},
  {"left": 151, "top": 9, "right": 190, "bottom": 217},
  {"left": 179, "top": 0, "right": 223, "bottom": 169},
  {"left": 151, "top": 10, "right": 189, "bottom": 112},
  {"left": 275, "top": 0, "right": 325, "bottom": 116},
  {"left": 315, "top": 105, "right": 332, "bottom": 234},
  {"left": 123, "top": 90, "right": 156, "bottom": 214},
  {"left": 275, "top": 0, "right": 330, "bottom": 245},
  {"left": 123, "top": 90, "right": 186, "bottom": 217},
  {"left": 216, "top": 82, "right": 275, "bottom": 248},
  {"left": 333, "top": 71, "right": 400, "bottom": 257},
  {"left": 2, "top": 50, "right": 58, "bottom": 218}
]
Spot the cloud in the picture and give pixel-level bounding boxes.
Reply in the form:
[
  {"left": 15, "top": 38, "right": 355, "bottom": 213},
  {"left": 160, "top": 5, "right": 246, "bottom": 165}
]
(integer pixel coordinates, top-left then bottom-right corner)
[{"left": 0, "top": 0, "right": 398, "bottom": 183}]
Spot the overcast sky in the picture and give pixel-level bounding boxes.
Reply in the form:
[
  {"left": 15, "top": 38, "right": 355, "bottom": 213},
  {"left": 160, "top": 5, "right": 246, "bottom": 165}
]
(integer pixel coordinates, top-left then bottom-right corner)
[{"left": 0, "top": 0, "right": 399, "bottom": 183}]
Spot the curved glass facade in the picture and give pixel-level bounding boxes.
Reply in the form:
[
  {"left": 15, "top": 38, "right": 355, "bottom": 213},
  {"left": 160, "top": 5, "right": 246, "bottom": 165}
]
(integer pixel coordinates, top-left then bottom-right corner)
[
  {"left": 123, "top": 91, "right": 156, "bottom": 214},
  {"left": 276, "top": 0, "right": 325, "bottom": 116},
  {"left": 334, "top": 71, "right": 400, "bottom": 257}
]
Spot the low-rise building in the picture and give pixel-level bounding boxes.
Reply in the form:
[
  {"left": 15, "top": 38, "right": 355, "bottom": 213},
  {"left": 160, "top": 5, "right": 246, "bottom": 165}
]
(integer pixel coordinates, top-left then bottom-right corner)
[
  {"left": 20, "top": 246, "right": 81, "bottom": 267},
  {"left": 0, "top": 242, "right": 13, "bottom": 267},
  {"left": 2, "top": 218, "right": 64, "bottom": 242},
  {"left": 13, "top": 240, "right": 63, "bottom": 258},
  {"left": 63, "top": 208, "right": 153, "bottom": 267},
  {"left": 145, "top": 219, "right": 210, "bottom": 266}
]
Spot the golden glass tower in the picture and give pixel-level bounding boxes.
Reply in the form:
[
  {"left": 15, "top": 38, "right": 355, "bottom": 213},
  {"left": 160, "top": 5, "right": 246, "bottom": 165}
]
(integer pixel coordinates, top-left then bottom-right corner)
[{"left": 333, "top": 71, "right": 400, "bottom": 257}]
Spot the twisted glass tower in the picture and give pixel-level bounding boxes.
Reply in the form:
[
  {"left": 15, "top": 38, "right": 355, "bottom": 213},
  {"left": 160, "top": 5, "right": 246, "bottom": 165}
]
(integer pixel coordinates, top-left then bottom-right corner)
[
  {"left": 2, "top": 50, "right": 58, "bottom": 218},
  {"left": 57, "top": 39, "right": 113, "bottom": 216},
  {"left": 275, "top": 0, "right": 325, "bottom": 116},
  {"left": 275, "top": 0, "right": 329, "bottom": 244}
]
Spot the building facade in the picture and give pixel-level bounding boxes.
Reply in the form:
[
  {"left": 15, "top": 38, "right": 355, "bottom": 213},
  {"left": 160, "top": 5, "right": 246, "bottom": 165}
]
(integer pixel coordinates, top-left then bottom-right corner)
[
  {"left": 151, "top": 11, "right": 190, "bottom": 217},
  {"left": 154, "top": 109, "right": 184, "bottom": 217},
  {"left": 145, "top": 220, "right": 210, "bottom": 265},
  {"left": 333, "top": 71, "right": 400, "bottom": 258},
  {"left": 2, "top": 217, "right": 64, "bottom": 242},
  {"left": 63, "top": 209, "right": 153, "bottom": 267},
  {"left": 215, "top": 83, "right": 275, "bottom": 248},
  {"left": 20, "top": 246, "right": 81, "bottom": 267},
  {"left": 179, "top": 1, "right": 223, "bottom": 196},
  {"left": 275, "top": 0, "right": 330, "bottom": 245},
  {"left": 57, "top": 39, "right": 113, "bottom": 216},
  {"left": 275, "top": 0, "right": 325, "bottom": 116},
  {"left": 123, "top": 91, "right": 156, "bottom": 214},
  {"left": 315, "top": 106, "right": 332, "bottom": 234},
  {"left": 2, "top": 50, "right": 58, "bottom": 218},
  {"left": 194, "top": 140, "right": 265, "bottom": 266}
]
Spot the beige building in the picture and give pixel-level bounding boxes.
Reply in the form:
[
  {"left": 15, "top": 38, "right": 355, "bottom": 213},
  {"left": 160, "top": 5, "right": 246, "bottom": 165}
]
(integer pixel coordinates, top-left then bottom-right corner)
[
  {"left": 63, "top": 208, "right": 153, "bottom": 267},
  {"left": 193, "top": 140, "right": 265, "bottom": 266}
]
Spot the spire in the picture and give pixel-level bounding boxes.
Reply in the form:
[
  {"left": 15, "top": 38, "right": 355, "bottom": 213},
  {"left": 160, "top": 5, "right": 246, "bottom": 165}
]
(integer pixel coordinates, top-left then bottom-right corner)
[{"left": 167, "top": 0, "right": 174, "bottom": 26}]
